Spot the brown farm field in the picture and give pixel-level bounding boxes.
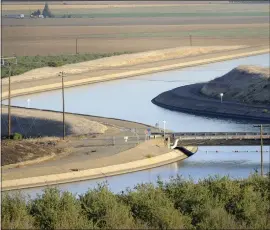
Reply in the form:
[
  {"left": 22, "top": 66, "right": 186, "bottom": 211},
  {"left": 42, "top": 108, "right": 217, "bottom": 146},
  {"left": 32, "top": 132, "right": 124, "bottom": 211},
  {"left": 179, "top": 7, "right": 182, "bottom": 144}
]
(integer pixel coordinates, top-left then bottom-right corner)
[{"left": 2, "top": 1, "right": 269, "bottom": 56}]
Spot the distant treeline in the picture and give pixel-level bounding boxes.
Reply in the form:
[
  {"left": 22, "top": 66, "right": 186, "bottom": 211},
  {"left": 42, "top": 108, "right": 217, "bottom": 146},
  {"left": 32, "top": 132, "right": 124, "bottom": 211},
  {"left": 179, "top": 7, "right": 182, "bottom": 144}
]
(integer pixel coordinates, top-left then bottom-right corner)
[{"left": 2, "top": 174, "right": 270, "bottom": 229}]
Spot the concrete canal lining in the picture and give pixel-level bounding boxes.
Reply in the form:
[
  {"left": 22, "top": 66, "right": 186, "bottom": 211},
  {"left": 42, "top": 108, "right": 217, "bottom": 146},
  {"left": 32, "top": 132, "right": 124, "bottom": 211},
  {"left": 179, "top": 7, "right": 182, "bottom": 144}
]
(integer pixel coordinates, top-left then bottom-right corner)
[
  {"left": 2, "top": 146, "right": 197, "bottom": 191},
  {"left": 2, "top": 48, "right": 269, "bottom": 100}
]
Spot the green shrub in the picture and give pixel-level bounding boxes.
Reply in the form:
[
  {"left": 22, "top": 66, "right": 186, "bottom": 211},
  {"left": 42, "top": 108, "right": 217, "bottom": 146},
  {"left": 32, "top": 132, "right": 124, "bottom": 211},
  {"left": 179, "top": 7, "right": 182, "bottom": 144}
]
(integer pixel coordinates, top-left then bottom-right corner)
[
  {"left": 29, "top": 188, "right": 92, "bottom": 229},
  {"left": 1, "top": 192, "right": 34, "bottom": 229},
  {"left": 47, "top": 61, "right": 63, "bottom": 67},
  {"left": 197, "top": 205, "right": 244, "bottom": 229},
  {"left": 160, "top": 176, "right": 211, "bottom": 226},
  {"left": 1, "top": 175, "right": 269, "bottom": 230},
  {"left": 119, "top": 183, "right": 192, "bottom": 229},
  {"left": 13, "top": 132, "right": 23, "bottom": 140},
  {"left": 225, "top": 185, "right": 270, "bottom": 229},
  {"left": 79, "top": 183, "right": 136, "bottom": 229}
]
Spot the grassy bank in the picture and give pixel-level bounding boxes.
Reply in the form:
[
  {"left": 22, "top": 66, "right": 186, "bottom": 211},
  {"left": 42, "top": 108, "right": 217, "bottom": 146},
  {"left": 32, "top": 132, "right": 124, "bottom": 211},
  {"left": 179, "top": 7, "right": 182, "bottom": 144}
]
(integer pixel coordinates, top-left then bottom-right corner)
[
  {"left": 2, "top": 174, "right": 269, "bottom": 229},
  {"left": 1, "top": 52, "right": 131, "bottom": 78}
]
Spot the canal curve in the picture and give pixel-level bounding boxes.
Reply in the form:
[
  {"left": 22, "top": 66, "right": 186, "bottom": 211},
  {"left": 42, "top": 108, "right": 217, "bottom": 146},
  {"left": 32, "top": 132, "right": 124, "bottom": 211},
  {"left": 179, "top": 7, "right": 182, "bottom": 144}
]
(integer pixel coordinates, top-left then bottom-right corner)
[{"left": 4, "top": 53, "right": 270, "bottom": 197}]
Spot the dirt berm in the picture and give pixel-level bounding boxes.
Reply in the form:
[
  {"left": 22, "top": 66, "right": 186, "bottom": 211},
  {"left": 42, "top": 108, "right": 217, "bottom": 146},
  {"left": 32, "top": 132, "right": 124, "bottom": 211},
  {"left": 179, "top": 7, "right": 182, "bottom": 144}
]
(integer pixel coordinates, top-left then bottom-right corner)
[
  {"left": 152, "top": 65, "right": 270, "bottom": 122},
  {"left": 201, "top": 65, "right": 270, "bottom": 105}
]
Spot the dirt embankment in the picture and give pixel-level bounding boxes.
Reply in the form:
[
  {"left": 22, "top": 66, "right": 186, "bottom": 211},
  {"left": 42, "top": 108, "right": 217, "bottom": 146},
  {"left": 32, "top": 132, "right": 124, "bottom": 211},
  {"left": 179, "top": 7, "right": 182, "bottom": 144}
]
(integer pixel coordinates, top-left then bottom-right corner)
[
  {"left": 152, "top": 65, "right": 270, "bottom": 122},
  {"left": 1, "top": 138, "right": 65, "bottom": 167},
  {"left": 1, "top": 46, "right": 244, "bottom": 85},
  {"left": 201, "top": 65, "right": 270, "bottom": 105},
  {"left": 1, "top": 106, "right": 107, "bottom": 166},
  {"left": 1, "top": 106, "right": 161, "bottom": 168},
  {"left": 1, "top": 106, "right": 107, "bottom": 137}
]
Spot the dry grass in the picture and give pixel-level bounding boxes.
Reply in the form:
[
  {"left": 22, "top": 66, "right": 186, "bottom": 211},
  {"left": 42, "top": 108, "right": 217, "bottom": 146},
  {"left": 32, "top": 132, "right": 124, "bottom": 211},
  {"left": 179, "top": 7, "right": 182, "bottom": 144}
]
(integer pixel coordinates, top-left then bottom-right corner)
[
  {"left": 1, "top": 138, "right": 62, "bottom": 166},
  {"left": 1, "top": 46, "right": 245, "bottom": 84},
  {"left": 201, "top": 65, "right": 270, "bottom": 104},
  {"left": 236, "top": 65, "right": 270, "bottom": 77},
  {"left": 1, "top": 106, "right": 107, "bottom": 137}
]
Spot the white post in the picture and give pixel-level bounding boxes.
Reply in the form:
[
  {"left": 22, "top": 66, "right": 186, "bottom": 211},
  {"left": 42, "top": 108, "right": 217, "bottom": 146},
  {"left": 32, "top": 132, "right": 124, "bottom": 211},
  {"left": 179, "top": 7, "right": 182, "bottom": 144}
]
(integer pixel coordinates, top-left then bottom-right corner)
[
  {"left": 220, "top": 93, "right": 223, "bottom": 103},
  {"left": 163, "top": 120, "right": 166, "bottom": 137}
]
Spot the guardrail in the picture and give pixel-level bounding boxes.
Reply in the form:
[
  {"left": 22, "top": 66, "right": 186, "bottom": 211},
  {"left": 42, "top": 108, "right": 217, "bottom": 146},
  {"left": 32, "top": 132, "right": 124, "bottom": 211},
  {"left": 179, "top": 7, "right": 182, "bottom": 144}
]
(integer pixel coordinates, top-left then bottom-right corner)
[
  {"left": 175, "top": 135, "right": 270, "bottom": 140},
  {"left": 151, "top": 132, "right": 270, "bottom": 137}
]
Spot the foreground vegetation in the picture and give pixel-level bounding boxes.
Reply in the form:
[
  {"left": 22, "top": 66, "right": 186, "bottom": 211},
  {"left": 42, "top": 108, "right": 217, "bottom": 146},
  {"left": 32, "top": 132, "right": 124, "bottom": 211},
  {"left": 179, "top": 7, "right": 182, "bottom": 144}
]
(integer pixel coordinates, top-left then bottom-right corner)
[
  {"left": 1, "top": 52, "right": 131, "bottom": 78},
  {"left": 2, "top": 174, "right": 270, "bottom": 229}
]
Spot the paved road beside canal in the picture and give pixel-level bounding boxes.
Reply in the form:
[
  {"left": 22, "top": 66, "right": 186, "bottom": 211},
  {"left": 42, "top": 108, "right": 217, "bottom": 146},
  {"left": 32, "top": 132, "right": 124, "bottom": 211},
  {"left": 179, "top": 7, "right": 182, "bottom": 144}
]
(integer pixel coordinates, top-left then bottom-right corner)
[
  {"left": 2, "top": 106, "right": 198, "bottom": 191},
  {"left": 2, "top": 105, "right": 163, "bottom": 167},
  {"left": 2, "top": 140, "right": 197, "bottom": 191}
]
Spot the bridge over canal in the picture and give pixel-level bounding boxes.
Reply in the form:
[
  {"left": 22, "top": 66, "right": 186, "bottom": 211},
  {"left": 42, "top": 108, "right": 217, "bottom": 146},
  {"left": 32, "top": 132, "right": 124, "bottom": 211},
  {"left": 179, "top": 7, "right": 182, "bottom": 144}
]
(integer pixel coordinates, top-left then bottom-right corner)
[{"left": 150, "top": 132, "right": 270, "bottom": 146}]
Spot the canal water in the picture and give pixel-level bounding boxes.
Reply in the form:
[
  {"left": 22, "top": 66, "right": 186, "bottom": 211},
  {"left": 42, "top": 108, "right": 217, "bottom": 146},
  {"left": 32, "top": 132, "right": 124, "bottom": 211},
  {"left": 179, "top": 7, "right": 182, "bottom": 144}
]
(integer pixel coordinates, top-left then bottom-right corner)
[
  {"left": 4, "top": 54, "right": 270, "bottom": 198},
  {"left": 15, "top": 145, "right": 270, "bottom": 199}
]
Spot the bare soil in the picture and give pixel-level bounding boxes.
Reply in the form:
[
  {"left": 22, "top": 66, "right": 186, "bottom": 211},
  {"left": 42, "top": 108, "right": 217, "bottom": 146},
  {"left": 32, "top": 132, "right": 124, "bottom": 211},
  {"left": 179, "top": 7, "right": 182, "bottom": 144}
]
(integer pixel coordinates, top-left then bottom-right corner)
[
  {"left": 1, "top": 138, "right": 65, "bottom": 166},
  {"left": 2, "top": 2, "right": 269, "bottom": 56},
  {"left": 2, "top": 24, "right": 268, "bottom": 56}
]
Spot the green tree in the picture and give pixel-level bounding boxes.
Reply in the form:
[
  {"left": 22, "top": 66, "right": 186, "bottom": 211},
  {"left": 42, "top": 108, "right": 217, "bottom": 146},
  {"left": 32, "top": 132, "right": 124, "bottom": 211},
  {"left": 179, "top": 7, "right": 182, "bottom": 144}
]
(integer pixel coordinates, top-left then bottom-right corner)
[
  {"left": 42, "top": 2, "right": 53, "bottom": 18},
  {"left": 31, "top": 9, "right": 41, "bottom": 17}
]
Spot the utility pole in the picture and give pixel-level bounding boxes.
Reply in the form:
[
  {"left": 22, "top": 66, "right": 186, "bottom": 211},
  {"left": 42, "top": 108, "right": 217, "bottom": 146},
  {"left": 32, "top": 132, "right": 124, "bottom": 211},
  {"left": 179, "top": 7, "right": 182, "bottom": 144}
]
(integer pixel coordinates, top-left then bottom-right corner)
[
  {"left": 59, "top": 71, "right": 66, "bottom": 140},
  {"left": 253, "top": 124, "right": 270, "bottom": 176},
  {"left": 76, "top": 38, "right": 78, "bottom": 54},
  {"left": 1, "top": 56, "right": 17, "bottom": 139},
  {"left": 189, "top": 35, "right": 193, "bottom": 46},
  {"left": 8, "top": 63, "right": 11, "bottom": 138}
]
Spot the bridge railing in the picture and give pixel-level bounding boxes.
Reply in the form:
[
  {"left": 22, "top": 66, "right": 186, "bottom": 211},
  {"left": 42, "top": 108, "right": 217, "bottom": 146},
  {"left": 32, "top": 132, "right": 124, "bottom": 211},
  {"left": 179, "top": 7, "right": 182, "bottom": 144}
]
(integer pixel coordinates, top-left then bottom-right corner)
[
  {"left": 151, "top": 132, "right": 270, "bottom": 137},
  {"left": 176, "top": 135, "right": 270, "bottom": 140}
]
